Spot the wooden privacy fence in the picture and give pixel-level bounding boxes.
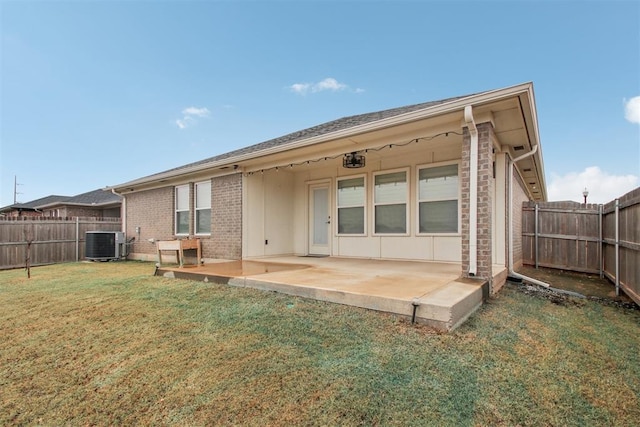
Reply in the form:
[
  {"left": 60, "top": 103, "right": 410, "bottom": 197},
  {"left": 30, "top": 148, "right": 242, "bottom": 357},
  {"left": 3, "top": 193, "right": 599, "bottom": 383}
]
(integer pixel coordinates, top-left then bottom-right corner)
[
  {"left": 523, "top": 187, "right": 640, "bottom": 305},
  {"left": 0, "top": 217, "right": 122, "bottom": 270}
]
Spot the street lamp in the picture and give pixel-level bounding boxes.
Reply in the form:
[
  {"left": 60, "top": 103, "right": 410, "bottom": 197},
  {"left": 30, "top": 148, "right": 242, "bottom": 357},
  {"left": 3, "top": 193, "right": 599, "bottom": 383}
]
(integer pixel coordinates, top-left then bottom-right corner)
[{"left": 582, "top": 187, "right": 589, "bottom": 204}]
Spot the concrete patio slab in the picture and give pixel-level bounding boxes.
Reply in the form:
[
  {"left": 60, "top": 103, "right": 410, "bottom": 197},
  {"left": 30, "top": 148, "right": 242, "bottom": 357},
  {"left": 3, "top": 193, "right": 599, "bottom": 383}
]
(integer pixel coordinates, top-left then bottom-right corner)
[{"left": 156, "top": 257, "right": 489, "bottom": 331}]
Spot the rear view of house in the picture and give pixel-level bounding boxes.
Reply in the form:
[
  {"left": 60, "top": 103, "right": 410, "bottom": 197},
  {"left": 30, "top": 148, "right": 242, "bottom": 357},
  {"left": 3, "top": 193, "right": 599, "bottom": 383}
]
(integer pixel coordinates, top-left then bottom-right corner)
[{"left": 110, "top": 82, "right": 546, "bottom": 294}]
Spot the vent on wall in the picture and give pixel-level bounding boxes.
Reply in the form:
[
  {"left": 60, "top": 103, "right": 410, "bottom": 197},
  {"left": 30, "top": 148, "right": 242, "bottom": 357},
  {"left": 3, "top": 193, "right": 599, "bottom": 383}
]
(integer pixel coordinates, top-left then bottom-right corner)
[{"left": 86, "top": 231, "right": 126, "bottom": 261}]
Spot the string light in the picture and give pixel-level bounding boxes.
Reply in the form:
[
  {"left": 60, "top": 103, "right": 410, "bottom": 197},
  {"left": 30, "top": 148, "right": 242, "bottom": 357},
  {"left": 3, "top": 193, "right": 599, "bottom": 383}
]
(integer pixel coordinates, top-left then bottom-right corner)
[{"left": 242, "top": 130, "right": 462, "bottom": 175}]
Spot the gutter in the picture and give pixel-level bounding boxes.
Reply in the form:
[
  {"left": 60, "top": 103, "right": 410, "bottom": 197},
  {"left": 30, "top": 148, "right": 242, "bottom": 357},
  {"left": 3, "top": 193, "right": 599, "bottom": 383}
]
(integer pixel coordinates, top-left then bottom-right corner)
[
  {"left": 109, "top": 82, "right": 536, "bottom": 192},
  {"left": 464, "top": 105, "right": 478, "bottom": 276}
]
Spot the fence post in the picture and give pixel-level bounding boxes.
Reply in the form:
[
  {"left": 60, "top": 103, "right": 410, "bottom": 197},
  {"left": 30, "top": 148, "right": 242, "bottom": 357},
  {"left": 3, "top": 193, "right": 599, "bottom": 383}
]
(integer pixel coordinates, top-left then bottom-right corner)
[
  {"left": 534, "top": 203, "right": 539, "bottom": 269},
  {"left": 75, "top": 217, "right": 80, "bottom": 262},
  {"left": 615, "top": 199, "right": 620, "bottom": 296},
  {"left": 599, "top": 204, "right": 603, "bottom": 279}
]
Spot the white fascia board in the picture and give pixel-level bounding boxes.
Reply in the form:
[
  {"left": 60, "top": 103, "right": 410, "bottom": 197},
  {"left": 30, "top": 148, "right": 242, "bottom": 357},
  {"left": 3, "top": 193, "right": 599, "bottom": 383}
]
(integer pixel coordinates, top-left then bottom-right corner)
[
  {"left": 525, "top": 85, "right": 548, "bottom": 201},
  {"left": 109, "top": 168, "right": 240, "bottom": 193},
  {"left": 111, "top": 82, "right": 536, "bottom": 191},
  {"left": 512, "top": 84, "right": 547, "bottom": 201}
]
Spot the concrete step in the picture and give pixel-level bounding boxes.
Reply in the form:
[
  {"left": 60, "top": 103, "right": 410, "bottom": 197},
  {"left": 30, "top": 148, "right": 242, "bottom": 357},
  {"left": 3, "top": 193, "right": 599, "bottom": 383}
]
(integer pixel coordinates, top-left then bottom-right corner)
[
  {"left": 157, "top": 267, "right": 486, "bottom": 332},
  {"left": 413, "top": 279, "right": 486, "bottom": 331}
]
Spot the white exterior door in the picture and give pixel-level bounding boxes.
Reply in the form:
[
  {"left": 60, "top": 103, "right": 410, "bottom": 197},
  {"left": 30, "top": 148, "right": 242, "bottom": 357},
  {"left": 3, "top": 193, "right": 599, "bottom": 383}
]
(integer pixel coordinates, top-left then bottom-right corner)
[{"left": 308, "top": 184, "right": 331, "bottom": 255}]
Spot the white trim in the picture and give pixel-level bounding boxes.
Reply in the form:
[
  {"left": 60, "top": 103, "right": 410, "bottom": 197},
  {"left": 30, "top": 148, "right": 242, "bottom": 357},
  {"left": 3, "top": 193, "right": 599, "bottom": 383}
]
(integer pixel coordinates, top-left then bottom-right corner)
[{"left": 464, "top": 106, "right": 478, "bottom": 276}]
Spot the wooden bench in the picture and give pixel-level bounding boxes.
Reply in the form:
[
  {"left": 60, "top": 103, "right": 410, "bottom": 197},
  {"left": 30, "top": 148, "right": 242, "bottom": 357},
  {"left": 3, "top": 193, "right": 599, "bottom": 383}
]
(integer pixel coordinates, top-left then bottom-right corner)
[{"left": 156, "top": 239, "right": 202, "bottom": 267}]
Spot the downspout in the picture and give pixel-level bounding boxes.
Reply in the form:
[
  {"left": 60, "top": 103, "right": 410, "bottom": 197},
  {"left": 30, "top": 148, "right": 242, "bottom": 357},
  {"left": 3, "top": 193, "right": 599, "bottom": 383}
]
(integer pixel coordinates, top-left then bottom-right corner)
[
  {"left": 506, "top": 147, "right": 585, "bottom": 298},
  {"left": 464, "top": 106, "right": 478, "bottom": 276},
  {"left": 507, "top": 146, "right": 550, "bottom": 288},
  {"left": 111, "top": 188, "right": 132, "bottom": 259},
  {"left": 111, "top": 188, "right": 126, "bottom": 235}
]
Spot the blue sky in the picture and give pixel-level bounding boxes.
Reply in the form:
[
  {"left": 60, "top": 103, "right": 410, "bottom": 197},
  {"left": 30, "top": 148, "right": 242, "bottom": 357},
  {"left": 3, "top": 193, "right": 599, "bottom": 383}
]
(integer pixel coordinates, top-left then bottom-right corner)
[{"left": 1, "top": 0, "right": 639, "bottom": 207}]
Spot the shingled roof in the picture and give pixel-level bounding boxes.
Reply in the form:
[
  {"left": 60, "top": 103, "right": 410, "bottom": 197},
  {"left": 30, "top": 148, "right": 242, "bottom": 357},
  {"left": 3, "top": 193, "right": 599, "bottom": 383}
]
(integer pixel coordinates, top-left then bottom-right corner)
[
  {"left": 0, "top": 195, "right": 70, "bottom": 213},
  {"left": 0, "top": 189, "right": 121, "bottom": 213},
  {"left": 138, "top": 92, "right": 478, "bottom": 181},
  {"left": 63, "top": 188, "right": 122, "bottom": 206}
]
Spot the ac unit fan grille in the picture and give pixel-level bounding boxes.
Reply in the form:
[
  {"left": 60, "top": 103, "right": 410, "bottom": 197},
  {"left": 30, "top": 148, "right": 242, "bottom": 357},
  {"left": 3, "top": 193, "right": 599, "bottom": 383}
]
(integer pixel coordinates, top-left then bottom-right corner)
[{"left": 86, "top": 231, "right": 124, "bottom": 260}]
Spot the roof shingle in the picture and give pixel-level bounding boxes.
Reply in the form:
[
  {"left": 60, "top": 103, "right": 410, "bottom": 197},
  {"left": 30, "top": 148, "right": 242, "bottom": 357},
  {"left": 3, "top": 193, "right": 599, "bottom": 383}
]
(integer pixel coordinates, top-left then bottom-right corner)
[{"left": 139, "top": 92, "right": 476, "bottom": 181}]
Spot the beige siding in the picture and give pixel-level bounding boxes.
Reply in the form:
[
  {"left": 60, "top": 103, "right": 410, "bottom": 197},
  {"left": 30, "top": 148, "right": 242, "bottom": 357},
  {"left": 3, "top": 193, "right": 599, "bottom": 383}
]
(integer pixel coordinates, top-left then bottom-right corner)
[{"left": 511, "top": 169, "right": 529, "bottom": 269}]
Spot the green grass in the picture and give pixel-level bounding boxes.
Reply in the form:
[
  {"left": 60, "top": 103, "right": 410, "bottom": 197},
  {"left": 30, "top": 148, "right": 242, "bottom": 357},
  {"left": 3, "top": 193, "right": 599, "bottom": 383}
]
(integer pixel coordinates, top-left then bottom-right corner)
[{"left": 1, "top": 262, "right": 639, "bottom": 426}]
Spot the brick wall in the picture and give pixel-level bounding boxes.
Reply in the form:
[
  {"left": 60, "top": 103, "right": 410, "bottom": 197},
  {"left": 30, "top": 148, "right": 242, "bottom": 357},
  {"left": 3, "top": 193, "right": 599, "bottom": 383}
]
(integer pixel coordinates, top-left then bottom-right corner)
[
  {"left": 56, "top": 206, "right": 120, "bottom": 218},
  {"left": 461, "top": 122, "right": 494, "bottom": 283},
  {"left": 208, "top": 173, "right": 242, "bottom": 259},
  {"left": 4, "top": 210, "right": 42, "bottom": 218},
  {"left": 476, "top": 123, "right": 495, "bottom": 281},
  {"left": 125, "top": 173, "right": 243, "bottom": 260},
  {"left": 126, "top": 186, "right": 175, "bottom": 255}
]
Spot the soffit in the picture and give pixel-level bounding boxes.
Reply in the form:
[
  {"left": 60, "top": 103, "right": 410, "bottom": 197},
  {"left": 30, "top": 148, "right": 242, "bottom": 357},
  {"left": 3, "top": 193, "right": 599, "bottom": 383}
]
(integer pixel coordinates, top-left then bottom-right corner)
[{"left": 111, "top": 83, "right": 546, "bottom": 200}]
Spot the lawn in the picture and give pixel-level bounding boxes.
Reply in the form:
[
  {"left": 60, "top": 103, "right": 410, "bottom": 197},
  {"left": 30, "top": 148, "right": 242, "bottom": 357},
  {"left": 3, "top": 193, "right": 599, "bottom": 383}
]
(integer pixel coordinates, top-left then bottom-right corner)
[{"left": 1, "top": 262, "right": 639, "bottom": 426}]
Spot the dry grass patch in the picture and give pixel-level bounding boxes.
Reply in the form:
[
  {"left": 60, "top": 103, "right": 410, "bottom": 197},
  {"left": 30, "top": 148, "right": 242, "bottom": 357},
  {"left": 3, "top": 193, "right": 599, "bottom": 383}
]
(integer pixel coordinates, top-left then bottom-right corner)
[{"left": 1, "top": 261, "right": 639, "bottom": 426}]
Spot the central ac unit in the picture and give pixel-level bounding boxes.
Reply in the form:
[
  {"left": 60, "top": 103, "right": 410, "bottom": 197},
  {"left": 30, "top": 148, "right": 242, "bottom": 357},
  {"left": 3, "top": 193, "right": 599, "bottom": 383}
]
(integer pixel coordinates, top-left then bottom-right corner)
[{"left": 86, "top": 231, "right": 126, "bottom": 261}]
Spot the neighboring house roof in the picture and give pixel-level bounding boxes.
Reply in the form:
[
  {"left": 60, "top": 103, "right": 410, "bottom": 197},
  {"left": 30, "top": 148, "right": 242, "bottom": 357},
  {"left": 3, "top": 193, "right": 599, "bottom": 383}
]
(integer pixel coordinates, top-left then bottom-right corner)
[
  {"left": 0, "top": 195, "right": 70, "bottom": 213},
  {"left": 110, "top": 82, "right": 547, "bottom": 200},
  {"left": 0, "top": 189, "right": 122, "bottom": 213},
  {"left": 58, "top": 188, "right": 122, "bottom": 207}
]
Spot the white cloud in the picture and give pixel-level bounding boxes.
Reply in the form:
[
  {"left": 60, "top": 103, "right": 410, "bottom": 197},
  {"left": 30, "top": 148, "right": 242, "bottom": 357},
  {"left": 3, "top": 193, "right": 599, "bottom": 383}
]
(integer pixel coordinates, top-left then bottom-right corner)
[
  {"left": 175, "top": 117, "right": 194, "bottom": 129},
  {"left": 175, "top": 106, "right": 210, "bottom": 129},
  {"left": 290, "top": 83, "right": 311, "bottom": 95},
  {"left": 547, "top": 166, "right": 638, "bottom": 203},
  {"left": 624, "top": 96, "right": 640, "bottom": 124},
  {"left": 314, "top": 77, "right": 347, "bottom": 92},
  {"left": 288, "top": 77, "right": 362, "bottom": 95},
  {"left": 182, "top": 107, "right": 210, "bottom": 117}
]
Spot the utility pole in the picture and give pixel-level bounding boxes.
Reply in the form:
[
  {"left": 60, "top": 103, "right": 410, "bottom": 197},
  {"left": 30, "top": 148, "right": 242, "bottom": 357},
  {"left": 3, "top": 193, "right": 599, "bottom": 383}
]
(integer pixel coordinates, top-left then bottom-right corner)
[{"left": 14, "top": 175, "right": 23, "bottom": 204}]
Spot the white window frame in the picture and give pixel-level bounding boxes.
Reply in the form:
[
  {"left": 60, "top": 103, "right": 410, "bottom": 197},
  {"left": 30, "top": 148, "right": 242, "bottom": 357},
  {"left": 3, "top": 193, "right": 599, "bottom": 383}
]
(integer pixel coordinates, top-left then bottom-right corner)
[
  {"left": 194, "top": 180, "right": 212, "bottom": 236},
  {"left": 336, "top": 174, "right": 367, "bottom": 236},
  {"left": 416, "top": 161, "right": 460, "bottom": 235},
  {"left": 175, "top": 184, "right": 190, "bottom": 236},
  {"left": 373, "top": 167, "right": 410, "bottom": 236}
]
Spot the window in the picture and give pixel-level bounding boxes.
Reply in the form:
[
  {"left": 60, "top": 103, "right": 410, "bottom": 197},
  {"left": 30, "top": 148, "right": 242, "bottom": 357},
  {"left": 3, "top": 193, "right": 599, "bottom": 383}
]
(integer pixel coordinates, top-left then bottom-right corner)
[
  {"left": 175, "top": 185, "right": 190, "bottom": 235},
  {"left": 337, "top": 176, "right": 365, "bottom": 234},
  {"left": 374, "top": 170, "right": 408, "bottom": 234},
  {"left": 195, "top": 181, "right": 211, "bottom": 235},
  {"left": 418, "top": 164, "right": 459, "bottom": 233}
]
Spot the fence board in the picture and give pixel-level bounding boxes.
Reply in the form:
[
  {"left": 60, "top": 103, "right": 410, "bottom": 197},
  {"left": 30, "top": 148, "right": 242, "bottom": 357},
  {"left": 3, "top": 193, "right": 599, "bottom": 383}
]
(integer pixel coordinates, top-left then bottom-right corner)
[
  {"left": 0, "top": 218, "right": 122, "bottom": 269},
  {"left": 602, "top": 188, "right": 640, "bottom": 304},
  {"left": 524, "top": 187, "right": 639, "bottom": 305}
]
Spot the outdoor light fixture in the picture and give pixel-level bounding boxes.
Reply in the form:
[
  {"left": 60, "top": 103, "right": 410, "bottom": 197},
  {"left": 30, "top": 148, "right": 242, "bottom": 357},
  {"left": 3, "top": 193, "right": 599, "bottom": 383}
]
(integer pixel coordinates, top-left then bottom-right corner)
[
  {"left": 582, "top": 187, "right": 589, "bottom": 204},
  {"left": 343, "top": 152, "right": 366, "bottom": 169}
]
